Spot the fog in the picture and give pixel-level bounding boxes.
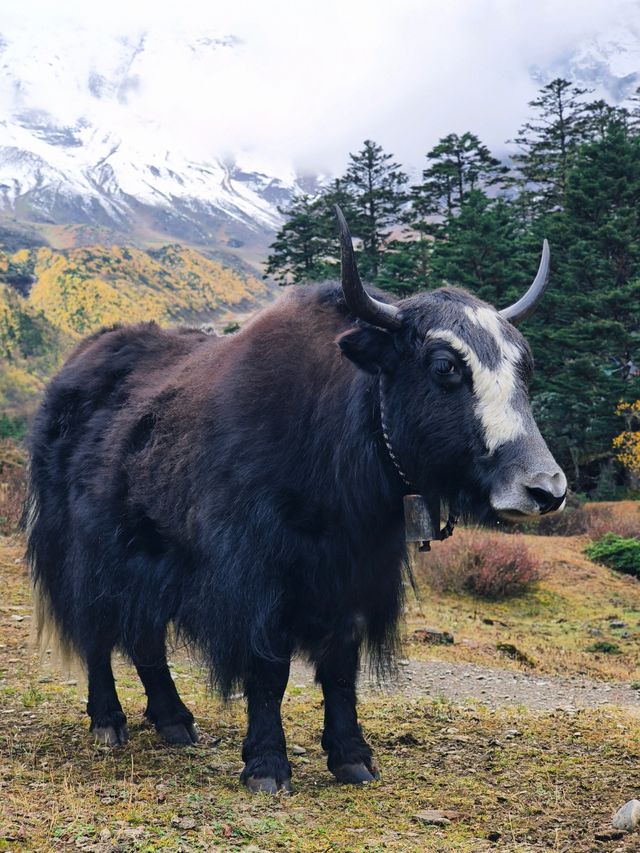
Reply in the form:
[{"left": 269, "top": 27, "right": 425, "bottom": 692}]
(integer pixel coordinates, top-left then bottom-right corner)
[{"left": 1, "top": 0, "right": 639, "bottom": 176}]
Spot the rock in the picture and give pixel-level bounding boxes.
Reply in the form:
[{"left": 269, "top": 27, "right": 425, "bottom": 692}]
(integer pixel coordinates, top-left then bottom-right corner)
[
  {"left": 412, "top": 627, "right": 454, "bottom": 645},
  {"left": 612, "top": 799, "right": 640, "bottom": 831},
  {"left": 503, "top": 729, "right": 522, "bottom": 739},
  {"left": 171, "top": 816, "right": 197, "bottom": 831},
  {"left": 595, "top": 827, "right": 625, "bottom": 841},
  {"left": 610, "top": 620, "right": 626, "bottom": 629},
  {"left": 291, "top": 744, "right": 306, "bottom": 755},
  {"left": 496, "top": 643, "right": 535, "bottom": 667},
  {"left": 413, "top": 809, "right": 457, "bottom": 826},
  {"left": 588, "top": 627, "right": 603, "bottom": 636}
]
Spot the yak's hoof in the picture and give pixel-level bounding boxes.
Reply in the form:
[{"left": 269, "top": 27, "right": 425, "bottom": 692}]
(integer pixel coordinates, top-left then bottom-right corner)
[
  {"left": 158, "top": 721, "right": 198, "bottom": 745},
  {"left": 93, "top": 724, "right": 129, "bottom": 747},
  {"left": 332, "top": 762, "right": 379, "bottom": 784},
  {"left": 244, "top": 775, "right": 292, "bottom": 795}
]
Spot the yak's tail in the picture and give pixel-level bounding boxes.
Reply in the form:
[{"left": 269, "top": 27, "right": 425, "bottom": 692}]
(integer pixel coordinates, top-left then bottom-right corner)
[{"left": 22, "top": 450, "right": 82, "bottom": 674}]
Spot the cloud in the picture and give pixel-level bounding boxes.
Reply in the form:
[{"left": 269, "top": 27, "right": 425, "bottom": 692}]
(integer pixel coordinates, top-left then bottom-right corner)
[{"left": 1, "top": 0, "right": 638, "bottom": 177}]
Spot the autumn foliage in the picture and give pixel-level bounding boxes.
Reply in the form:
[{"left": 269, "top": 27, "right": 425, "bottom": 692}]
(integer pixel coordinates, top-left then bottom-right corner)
[
  {"left": 613, "top": 400, "right": 640, "bottom": 478},
  {"left": 0, "top": 244, "right": 266, "bottom": 418}
]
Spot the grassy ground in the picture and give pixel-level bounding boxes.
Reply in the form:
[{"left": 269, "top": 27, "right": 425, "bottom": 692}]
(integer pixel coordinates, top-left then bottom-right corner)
[
  {"left": 406, "top": 505, "right": 640, "bottom": 683},
  {"left": 2, "top": 510, "right": 640, "bottom": 852}
]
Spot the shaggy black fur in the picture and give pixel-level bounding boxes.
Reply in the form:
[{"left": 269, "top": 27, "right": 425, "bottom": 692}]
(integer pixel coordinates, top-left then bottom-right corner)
[{"left": 24, "top": 281, "right": 547, "bottom": 790}]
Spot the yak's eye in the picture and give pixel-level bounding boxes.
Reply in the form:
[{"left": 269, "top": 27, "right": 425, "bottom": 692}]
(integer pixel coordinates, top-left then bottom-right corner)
[{"left": 434, "top": 357, "right": 456, "bottom": 375}]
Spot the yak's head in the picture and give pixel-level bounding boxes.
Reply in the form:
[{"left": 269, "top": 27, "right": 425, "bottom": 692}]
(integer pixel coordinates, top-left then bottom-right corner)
[{"left": 335, "top": 206, "right": 567, "bottom": 524}]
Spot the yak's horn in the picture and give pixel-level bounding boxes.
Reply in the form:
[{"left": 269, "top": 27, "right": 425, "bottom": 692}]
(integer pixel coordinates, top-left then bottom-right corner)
[
  {"left": 500, "top": 240, "right": 550, "bottom": 324},
  {"left": 335, "top": 205, "right": 401, "bottom": 330}
]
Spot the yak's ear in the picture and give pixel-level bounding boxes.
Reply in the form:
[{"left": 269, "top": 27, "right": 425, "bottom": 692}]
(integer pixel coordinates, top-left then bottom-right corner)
[{"left": 337, "top": 326, "right": 400, "bottom": 375}]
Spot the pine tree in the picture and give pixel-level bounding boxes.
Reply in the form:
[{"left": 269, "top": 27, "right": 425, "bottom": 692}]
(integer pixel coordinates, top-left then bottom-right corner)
[
  {"left": 264, "top": 194, "right": 336, "bottom": 284},
  {"left": 509, "top": 78, "right": 591, "bottom": 216},
  {"left": 411, "top": 132, "right": 507, "bottom": 222},
  {"left": 428, "top": 191, "right": 527, "bottom": 307},
  {"left": 524, "top": 121, "right": 640, "bottom": 485},
  {"left": 344, "top": 140, "right": 408, "bottom": 279}
]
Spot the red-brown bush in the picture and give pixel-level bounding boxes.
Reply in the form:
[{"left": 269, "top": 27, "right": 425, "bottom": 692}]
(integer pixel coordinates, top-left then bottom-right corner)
[
  {"left": 585, "top": 505, "right": 640, "bottom": 540},
  {"left": 420, "top": 530, "right": 540, "bottom": 599}
]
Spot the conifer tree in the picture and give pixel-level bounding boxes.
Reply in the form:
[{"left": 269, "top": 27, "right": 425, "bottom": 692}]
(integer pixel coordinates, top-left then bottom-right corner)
[
  {"left": 524, "top": 121, "right": 640, "bottom": 484},
  {"left": 428, "top": 190, "right": 527, "bottom": 306},
  {"left": 411, "top": 132, "right": 507, "bottom": 222},
  {"left": 264, "top": 194, "right": 336, "bottom": 284},
  {"left": 509, "top": 78, "right": 590, "bottom": 216},
  {"left": 344, "top": 140, "right": 408, "bottom": 279}
]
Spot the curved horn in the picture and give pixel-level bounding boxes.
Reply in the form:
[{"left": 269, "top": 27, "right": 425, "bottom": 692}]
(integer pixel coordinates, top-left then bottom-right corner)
[
  {"left": 500, "top": 240, "right": 550, "bottom": 324},
  {"left": 335, "top": 205, "right": 401, "bottom": 330}
]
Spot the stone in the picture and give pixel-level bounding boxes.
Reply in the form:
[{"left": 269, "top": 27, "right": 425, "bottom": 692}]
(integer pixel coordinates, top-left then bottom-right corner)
[
  {"left": 496, "top": 642, "right": 535, "bottom": 667},
  {"left": 291, "top": 745, "right": 306, "bottom": 755},
  {"left": 612, "top": 799, "right": 640, "bottom": 831},
  {"left": 412, "top": 627, "right": 454, "bottom": 645},
  {"left": 610, "top": 620, "right": 627, "bottom": 629},
  {"left": 595, "top": 828, "right": 625, "bottom": 841},
  {"left": 171, "top": 816, "right": 197, "bottom": 831},
  {"left": 413, "top": 809, "right": 457, "bottom": 826}
]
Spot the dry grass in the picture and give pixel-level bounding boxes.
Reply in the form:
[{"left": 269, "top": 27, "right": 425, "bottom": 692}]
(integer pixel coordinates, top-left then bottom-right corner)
[
  {"left": 408, "top": 517, "right": 640, "bottom": 682},
  {"left": 3, "top": 505, "right": 640, "bottom": 851},
  {"left": 0, "top": 440, "right": 25, "bottom": 534}
]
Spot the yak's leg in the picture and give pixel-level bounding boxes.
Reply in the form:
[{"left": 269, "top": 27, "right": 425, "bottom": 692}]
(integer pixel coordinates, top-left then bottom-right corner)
[
  {"left": 316, "top": 641, "right": 379, "bottom": 784},
  {"left": 240, "top": 654, "right": 292, "bottom": 794},
  {"left": 130, "top": 632, "right": 197, "bottom": 745},
  {"left": 87, "top": 648, "right": 128, "bottom": 747}
]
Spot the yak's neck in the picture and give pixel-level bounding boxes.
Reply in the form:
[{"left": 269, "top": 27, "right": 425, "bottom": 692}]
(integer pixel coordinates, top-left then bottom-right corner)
[{"left": 333, "top": 371, "right": 406, "bottom": 533}]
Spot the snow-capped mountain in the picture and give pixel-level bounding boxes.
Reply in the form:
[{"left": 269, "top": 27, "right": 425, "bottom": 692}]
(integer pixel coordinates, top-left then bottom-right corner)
[
  {"left": 0, "top": 15, "right": 638, "bottom": 264},
  {"left": 0, "top": 27, "right": 320, "bottom": 263},
  {"left": 0, "top": 113, "right": 302, "bottom": 233},
  {"left": 531, "top": 23, "right": 640, "bottom": 101}
]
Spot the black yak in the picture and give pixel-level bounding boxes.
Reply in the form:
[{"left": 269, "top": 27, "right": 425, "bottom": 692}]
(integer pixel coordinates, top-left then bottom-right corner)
[{"left": 24, "top": 209, "right": 566, "bottom": 793}]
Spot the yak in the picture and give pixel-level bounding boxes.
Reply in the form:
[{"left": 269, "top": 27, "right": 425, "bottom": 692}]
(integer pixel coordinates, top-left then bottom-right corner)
[{"left": 24, "top": 208, "right": 566, "bottom": 794}]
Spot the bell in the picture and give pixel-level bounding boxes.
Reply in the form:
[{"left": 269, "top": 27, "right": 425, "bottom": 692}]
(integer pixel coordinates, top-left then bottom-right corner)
[{"left": 403, "top": 494, "right": 440, "bottom": 551}]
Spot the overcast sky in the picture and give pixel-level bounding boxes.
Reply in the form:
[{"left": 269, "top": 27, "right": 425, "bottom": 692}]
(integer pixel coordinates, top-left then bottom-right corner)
[{"left": 1, "top": 0, "right": 639, "bottom": 177}]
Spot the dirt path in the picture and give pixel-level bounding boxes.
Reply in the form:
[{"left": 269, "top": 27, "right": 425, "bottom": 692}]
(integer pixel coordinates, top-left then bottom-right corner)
[{"left": 290, "top": 658, "right": 640, "bottom": 711}]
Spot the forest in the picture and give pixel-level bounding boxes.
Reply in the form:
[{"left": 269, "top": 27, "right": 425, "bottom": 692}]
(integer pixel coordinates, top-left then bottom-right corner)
[{"left": 265, "top": 79, "right": 640, "bottom": 495}]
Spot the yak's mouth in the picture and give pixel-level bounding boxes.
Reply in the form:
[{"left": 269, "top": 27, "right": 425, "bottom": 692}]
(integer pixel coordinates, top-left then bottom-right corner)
[
  {"left": 446, "top": 484, "right": 567, "bottom": 530},
  {"left": 491, "top": 491, "right": 567, "bottom": 521},
  {"left": 494, "top": 497, "right": 567, "bottom": 524}
]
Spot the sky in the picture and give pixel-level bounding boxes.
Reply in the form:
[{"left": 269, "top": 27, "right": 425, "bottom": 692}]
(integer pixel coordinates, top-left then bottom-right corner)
[{"left": 1, "top": 0, "right": 639, "bottom": 177}]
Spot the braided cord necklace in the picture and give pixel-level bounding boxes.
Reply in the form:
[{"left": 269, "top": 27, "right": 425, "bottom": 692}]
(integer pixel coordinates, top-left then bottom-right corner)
[{"left": 378, "top": 376, "right": 458, "bottom": 549}]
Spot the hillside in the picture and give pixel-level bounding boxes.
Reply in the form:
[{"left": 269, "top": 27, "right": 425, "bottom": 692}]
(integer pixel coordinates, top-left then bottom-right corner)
[{"left": 0, "top": 243, "right": 270, "bottom": 418}]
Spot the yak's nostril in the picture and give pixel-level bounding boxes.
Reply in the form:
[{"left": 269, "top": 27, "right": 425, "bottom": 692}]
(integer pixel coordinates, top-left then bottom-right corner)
[{"left": 526, "top": 486, "right": 566, "bottom": 514}]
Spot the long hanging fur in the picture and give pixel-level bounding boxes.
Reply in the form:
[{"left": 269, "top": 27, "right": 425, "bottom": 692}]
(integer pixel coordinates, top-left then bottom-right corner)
[{"left": 23, "top": 289, "right": 409, "bottom": 695}]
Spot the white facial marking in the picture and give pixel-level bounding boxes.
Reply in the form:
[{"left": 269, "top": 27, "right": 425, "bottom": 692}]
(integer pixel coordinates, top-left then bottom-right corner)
[{"left": 427, "top": 305, "right": 525, "bottom": 454}]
